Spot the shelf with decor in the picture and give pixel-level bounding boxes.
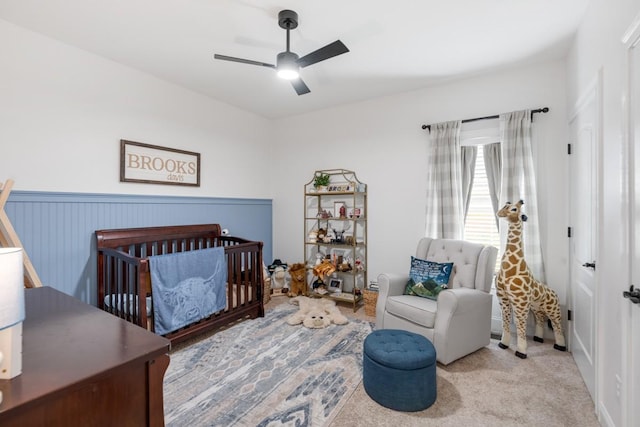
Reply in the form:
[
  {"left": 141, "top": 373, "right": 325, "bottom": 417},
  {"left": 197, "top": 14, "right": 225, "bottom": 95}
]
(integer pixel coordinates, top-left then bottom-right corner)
[{"left": 304, "top": 169, "right": 367, "bottom": 312}]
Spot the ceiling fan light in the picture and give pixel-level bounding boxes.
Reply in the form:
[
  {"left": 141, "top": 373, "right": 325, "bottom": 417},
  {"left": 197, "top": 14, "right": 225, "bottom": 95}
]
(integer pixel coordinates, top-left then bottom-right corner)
[
  {"left": 277, "top": 68, "right": 299, "bottom": 80},
  {"left": 276, "top": 51, "right": 300, "bottom": 80}
]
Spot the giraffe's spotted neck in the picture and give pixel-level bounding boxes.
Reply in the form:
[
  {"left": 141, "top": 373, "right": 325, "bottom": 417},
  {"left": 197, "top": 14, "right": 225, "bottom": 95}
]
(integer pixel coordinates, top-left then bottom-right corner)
[{"left": 503, "top": 219, "right": 525, "bottom": 262}]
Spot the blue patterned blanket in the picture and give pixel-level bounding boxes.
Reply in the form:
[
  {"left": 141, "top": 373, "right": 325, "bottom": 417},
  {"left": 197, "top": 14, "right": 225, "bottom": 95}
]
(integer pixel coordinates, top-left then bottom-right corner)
[{"left": 149, "top": 247, "right": 227, "bottom": 335}]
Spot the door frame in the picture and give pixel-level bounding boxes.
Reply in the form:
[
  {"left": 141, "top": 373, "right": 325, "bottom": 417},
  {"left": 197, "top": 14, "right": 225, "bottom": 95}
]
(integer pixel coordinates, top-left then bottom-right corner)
[
  {"left": 567, "top": 69, "right": 603, "bottom": 412},
  {"left": 621, "top": 13, "right": 640, "bottom": 427}
]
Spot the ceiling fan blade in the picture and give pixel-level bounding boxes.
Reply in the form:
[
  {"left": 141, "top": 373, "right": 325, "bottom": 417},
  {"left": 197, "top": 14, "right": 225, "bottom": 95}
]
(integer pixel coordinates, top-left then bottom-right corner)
[
  {"left": 214, "top": 54, "right": 275, "bottom": 69},
  {"left": 291, "top": 77, "right": 311, "bottom": 95},
  {"left": 296, "top": 40, "right": 349, "bottom": 68}
]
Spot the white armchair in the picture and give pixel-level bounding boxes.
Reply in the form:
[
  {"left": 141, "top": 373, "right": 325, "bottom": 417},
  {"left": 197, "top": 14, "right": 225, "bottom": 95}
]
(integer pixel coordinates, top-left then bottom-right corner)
[{"left": 376, "top": 237, "right": 498, "bottom": 365}]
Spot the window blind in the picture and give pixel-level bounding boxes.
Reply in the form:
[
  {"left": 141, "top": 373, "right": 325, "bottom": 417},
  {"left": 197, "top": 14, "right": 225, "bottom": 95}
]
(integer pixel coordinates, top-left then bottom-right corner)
[{"left": 464, "top": 144, "right": 501, "bottom": 272}]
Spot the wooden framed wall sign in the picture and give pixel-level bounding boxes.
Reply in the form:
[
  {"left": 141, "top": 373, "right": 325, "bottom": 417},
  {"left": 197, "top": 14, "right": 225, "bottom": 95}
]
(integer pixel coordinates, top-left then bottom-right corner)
[{"left": 120, "top": 140, "right": 200, "bottom": 186}]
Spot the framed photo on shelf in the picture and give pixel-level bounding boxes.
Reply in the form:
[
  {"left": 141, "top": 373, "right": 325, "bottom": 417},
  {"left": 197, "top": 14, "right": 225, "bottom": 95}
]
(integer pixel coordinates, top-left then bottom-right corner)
[
  {"left": 334, "top": 201, "right": 347, "bottom": 218},
  {"left": 328, "top": 278, "right": 343, "bottom": 293}
]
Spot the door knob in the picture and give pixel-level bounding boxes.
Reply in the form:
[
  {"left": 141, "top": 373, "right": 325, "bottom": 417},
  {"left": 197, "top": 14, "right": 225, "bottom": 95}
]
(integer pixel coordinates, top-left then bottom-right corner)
[
  {"left": 582, "top": 261, "right": 596, "bottom": 269},
  {"left": 623, "top": 285, "right": 640, "bottom": 304}
]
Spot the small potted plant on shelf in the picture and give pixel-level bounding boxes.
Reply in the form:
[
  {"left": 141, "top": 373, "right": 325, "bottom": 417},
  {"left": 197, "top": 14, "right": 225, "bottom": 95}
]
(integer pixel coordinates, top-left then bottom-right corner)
[{"left": 313, "top": 173, "right": 330, "bottom": 192}]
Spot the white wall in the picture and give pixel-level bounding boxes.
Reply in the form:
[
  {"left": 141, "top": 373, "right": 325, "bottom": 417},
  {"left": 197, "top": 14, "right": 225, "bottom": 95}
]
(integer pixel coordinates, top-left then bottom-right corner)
[
  {"left": 0, "top": 20, "right": 272, "bottom": 198},
  {"left": 271, "top": 60, "right": 569, "bottom": 304},
  {"left": 566, "top": 1, "right": 640, "bottom": 426}
]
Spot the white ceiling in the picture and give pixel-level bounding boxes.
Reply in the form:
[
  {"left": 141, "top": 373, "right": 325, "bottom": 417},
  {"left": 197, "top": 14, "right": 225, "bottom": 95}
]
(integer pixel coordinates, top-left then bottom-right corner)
[{"left": 0, "top": 0, "right": 589, "bottom": 119}]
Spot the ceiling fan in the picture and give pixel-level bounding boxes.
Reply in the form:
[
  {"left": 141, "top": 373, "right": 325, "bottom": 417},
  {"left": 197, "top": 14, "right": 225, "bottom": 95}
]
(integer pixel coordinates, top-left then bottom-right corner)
[{"left": 214, "top": 9, "right": 349, "bottom": 95}]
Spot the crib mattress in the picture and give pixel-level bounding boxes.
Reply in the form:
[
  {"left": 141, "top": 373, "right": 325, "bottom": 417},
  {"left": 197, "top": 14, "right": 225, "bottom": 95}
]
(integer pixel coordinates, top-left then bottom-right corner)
[{"left": 104, "top": 283, "right": 254, "bottom": 319}]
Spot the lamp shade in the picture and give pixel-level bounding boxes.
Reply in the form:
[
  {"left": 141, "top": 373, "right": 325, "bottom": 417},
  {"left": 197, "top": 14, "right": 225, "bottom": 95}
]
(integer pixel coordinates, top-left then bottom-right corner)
[{"left": 0, "top": 247, "right": 24, "bottom": 329}]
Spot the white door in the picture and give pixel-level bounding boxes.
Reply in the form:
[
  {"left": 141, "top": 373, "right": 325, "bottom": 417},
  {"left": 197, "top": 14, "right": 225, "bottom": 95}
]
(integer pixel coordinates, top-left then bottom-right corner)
[
  {"left": 623, "top": 16, "right": 640, "bottom": 426},
  {"left": 568, "top": 73, "right": 600, "bottom": 402}
]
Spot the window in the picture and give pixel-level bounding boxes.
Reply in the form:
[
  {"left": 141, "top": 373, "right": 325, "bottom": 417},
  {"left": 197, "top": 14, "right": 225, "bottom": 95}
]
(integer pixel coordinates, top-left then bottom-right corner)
[{"left": 464, "top": 145, "right": 501, "bottom": 272}]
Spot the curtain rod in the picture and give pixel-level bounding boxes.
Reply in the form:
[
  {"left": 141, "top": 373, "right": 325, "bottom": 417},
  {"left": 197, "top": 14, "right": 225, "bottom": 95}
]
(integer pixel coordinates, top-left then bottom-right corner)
[{"left": 421, "top": 107, "right": 549, "bottom": 131}]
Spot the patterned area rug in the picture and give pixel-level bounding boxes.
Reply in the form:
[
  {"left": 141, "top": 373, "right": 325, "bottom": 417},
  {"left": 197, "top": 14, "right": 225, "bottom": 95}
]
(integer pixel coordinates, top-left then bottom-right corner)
[{"left": 163, "top": 304, "right": 373, "bottom": 427}]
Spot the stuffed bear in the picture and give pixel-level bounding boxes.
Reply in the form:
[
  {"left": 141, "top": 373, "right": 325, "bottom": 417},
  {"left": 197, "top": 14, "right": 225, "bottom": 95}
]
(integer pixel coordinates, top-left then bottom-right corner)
[
  {"left": 287, "top": 263, "right": 308, "bottom": 297},
  {"left": 286, "top": 296, "right": 348, "bottom": 329}
]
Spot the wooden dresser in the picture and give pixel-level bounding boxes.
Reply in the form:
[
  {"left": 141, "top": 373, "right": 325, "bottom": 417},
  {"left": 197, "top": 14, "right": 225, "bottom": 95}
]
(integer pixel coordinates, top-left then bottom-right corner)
[{"left": 0, "top": 287, "right": 170, "bottom": 427}]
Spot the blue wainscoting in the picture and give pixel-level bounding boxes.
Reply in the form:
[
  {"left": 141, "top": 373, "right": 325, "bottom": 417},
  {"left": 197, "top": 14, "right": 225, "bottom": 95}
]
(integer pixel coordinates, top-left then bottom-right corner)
[{"left": 4, "top": 191, "right": 272, "bottom": 306}]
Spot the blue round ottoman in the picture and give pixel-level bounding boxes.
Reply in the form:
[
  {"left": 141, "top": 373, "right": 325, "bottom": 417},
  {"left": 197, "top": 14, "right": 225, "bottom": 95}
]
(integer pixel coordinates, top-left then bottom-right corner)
[{"left": 363, "top": 329, "right": 437, "bottom": 412}]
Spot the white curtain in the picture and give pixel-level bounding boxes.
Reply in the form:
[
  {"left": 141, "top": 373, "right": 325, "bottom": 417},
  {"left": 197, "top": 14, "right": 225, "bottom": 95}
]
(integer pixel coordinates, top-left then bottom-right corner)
[
  {"left": 425, "top": 121, "right": 464, "bottom": 239},
  {"left": 461, "top": 146, "right": 478, "bottom": 221},
  {"left": 499, "top": 110, "right": 546, "bottom": 280},
  {"left": 484, "top": 142, "right": 502, "bottom": 228}
]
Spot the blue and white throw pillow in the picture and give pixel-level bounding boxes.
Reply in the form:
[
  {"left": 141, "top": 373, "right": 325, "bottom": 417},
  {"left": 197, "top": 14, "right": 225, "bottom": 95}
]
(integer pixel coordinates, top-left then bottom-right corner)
[{"left": 403, "top": 256, "right": 453, "bottom": 300}]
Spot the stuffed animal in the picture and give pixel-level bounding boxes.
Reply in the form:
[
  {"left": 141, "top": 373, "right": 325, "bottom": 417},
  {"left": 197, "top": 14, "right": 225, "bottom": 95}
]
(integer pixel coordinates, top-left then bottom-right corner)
[
  {"left": 313, "top": 259, "right": 336, "bottom": 280},
  {"left": 286, "top": 296, "right": 348, "bottom": 328},
  {"left": 287, "top": 263, "right": 308, "bottom": 297},
  {"left": 495, "top": 200, "right": 566, "bottom": 359},
  {"left": 271, "top": 266, "right": 289, "bottom": 293},
  {"left": 311, "top": 259, "right": 336, "bottom": 294},
  {"left": 316, "top": 228, "right": 327, "bottom": 242}
]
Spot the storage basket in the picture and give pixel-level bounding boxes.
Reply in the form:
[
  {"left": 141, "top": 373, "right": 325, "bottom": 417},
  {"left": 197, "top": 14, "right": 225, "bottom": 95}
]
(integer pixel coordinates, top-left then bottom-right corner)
[
  {"left": 263, "top": 277, "right": 271, "bottom": 304},
  {"left": 363, "top": 289, "right": 378, "bottom": 317}
]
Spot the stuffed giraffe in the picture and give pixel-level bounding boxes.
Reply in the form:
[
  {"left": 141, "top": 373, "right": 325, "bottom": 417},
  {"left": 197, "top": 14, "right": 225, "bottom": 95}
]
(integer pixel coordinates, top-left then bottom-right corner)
[{"left": 495, "top": 200, "right": 566, "bottom": 359}]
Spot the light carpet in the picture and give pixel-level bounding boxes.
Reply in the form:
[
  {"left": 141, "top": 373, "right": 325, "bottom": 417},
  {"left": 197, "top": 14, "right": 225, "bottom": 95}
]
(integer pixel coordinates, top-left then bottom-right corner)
[
  {"left": 163, "top": 304, "right": 373, "bottom": 427},
  {"left": 332, "top": 336, "right": 601, "bottom": 427},
  {"left": 165, "top": 297, "right": 600, "bottom": 427}
]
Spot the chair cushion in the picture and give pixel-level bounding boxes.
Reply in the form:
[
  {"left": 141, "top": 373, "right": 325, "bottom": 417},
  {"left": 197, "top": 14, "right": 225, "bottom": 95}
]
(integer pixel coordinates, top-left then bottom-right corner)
[
  {"left": 363, "top": 329, "right": 436, "bottom": 370},
  {"left": 385, "top": 294, "right": 437, "bottom": 328}
]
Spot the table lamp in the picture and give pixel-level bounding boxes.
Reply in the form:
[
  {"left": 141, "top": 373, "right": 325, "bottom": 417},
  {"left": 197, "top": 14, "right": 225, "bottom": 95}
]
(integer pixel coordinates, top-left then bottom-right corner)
[{"left": 0, "top": 247, "right": 24, "bottom": 380}]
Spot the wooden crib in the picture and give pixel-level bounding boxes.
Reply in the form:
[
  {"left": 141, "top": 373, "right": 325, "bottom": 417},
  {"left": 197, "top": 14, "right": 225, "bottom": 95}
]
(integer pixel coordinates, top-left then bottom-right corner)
[{"left": 96, "top": 223, "right": 264, "bottom": 345}]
